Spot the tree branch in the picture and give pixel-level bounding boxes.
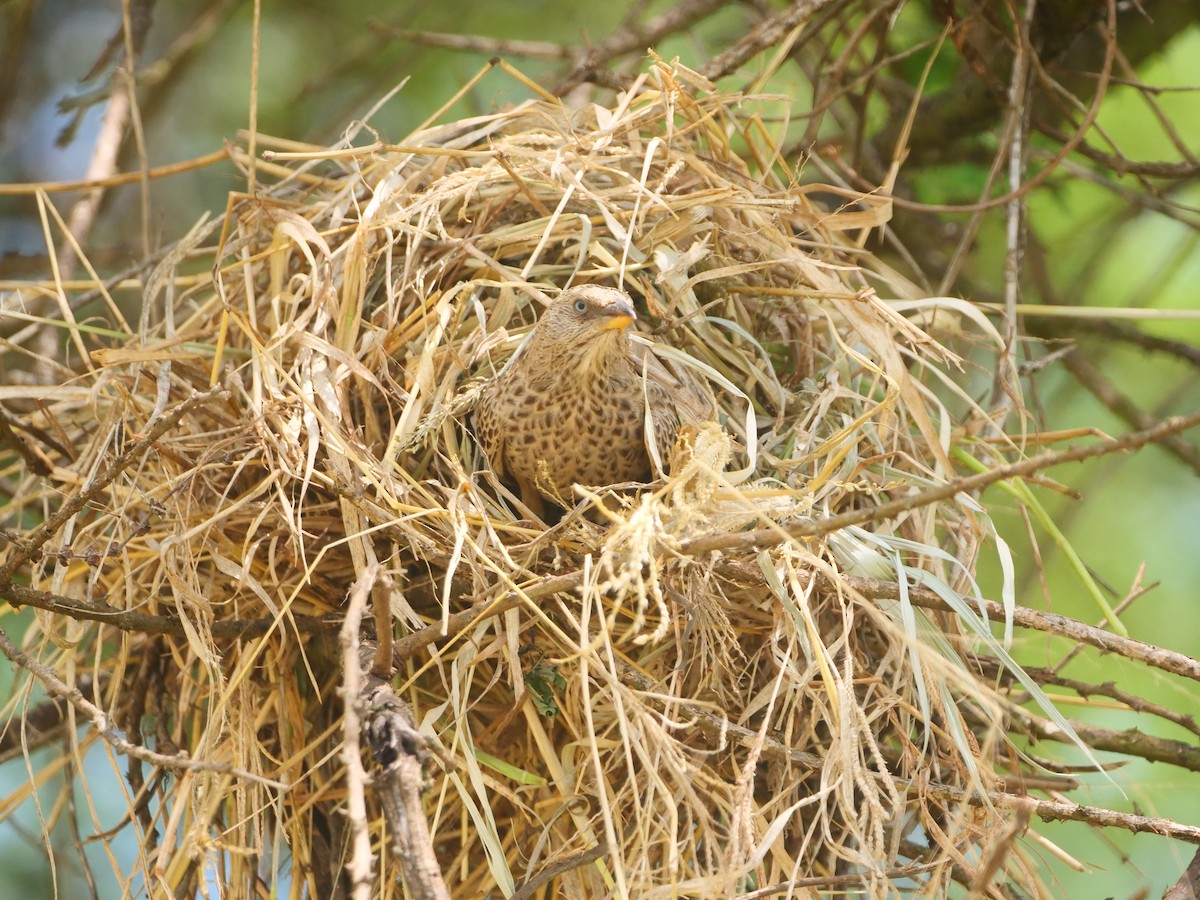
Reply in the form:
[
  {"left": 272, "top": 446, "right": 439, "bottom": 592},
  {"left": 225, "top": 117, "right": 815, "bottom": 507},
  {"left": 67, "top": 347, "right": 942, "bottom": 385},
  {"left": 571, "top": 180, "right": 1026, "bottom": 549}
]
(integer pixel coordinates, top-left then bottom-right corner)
[{"left": 680, "top": 412, "right": 1200, "bottom": 556}]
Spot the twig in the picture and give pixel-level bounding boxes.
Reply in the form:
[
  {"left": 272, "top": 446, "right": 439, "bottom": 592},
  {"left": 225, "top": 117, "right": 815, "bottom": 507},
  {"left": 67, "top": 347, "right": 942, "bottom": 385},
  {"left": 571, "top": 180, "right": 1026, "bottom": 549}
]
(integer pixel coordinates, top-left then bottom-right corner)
[
  {"left": 847, "top": 576, "right": 1200, "bottom": 685},
  {"left": 1035, "top": 120, "right": 1200, "bottom": 180},
  {"left": 0, "top": 673, "right": 106, "bottom": 764},
  {"left": 0, "top": 385, "right": 228, "bottom": 584},
  {"left": 995, "top": 792, "right": 1200, "bottom": 844},
  {"left": 364, "top": 680, "right": 450, "bottom": 900},
  {"left": 974, "top": 656, "right": 1200, "bottom": 738},
  {"left": 1060, "top": 349, "right": 1200, "bottom": 476},
  {"left": 0, "top": 625, "right": 285, "bottom": 789},
  {"left": 0, "top": 407, "right": 52, "bottom": 476},
  {"left": 1165, "top": 848, "right": 1200, "bottom": 900},
  {"left": 685, "top": 862, "right": 944, "bottom": 898},
  {"left": 0, "top": 581, "right": 327, "bottom": 639},
  {"left": 912, "top": 778, "right": 1200, "bottom": 844},
  {"left": 1064, "top": 319, "right": 1200, "bottom": 371},
  {"left": 679, "top": 411, "right": 1200, "bottom": 556},
  {"left": 510, "top": 843, "right": 610, "bottom": 900},
  {"left": 341, "top": 566, "right": 379, "bottom": 899},
  {"left": 700, "top": 0, "right": 837, "bottom": 82},
  {"left": 370, "top": 570, "right": 396, "bottom": 679},
  {"left": 371, "top": 24, "right": 571, "bottom": 60},
  {"left": 991, "top": 0, "right": 1035, "bottom": 433},
  {"left": 556, "top": 0, "right": 729, "bottom": 94},
  {"left": 1015, "top": 706, "right": 1200, "bottom": 773}
]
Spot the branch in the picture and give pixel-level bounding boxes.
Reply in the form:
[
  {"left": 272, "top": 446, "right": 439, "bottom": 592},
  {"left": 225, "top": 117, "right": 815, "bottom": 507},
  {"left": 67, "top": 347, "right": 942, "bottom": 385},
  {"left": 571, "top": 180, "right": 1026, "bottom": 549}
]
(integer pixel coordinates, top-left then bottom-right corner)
[
  {"left": 1165, "top": 848, "right": 1200, "bottom": 900},
  {"left": 0, "top": 673, "right": 106, "bottom": 764},
  {"left": 700, "top": 0, "right": 837, "bottom": 82},
  {"left": 847, "top": 576, "right": 1200, "bottom": 685},
  {"left": 341, "top": 567, "right": 378, "bottom": 899},
  {"left": 1019, "top": 710, "right": 1200, "bottom": 773},
  {"left": 0, "top": 581, "right": 327, "bottom": 640},
  {"left": 1059, "top": 350, "right": 1200, "bottom": 476},
  {"left": 973, "top": 656, "right": 1200, "bottom": 738},
  {"left": 556, "top": 0, "right": 729, "bottom": 93},
  {"left": 915, "top": 779, "right": 1200, "bottom": 845},
  {"left": 510, "top": 844, "right": 609, "bottom": 900},
  {"left": 370, "top": 24, "right": 571, "bottom": 60},
  {"left": 364, "top": 680, "right": 450, "bottom": 900},
  {"left": 0, "top": 406, "right": 52, "bottom": 476},
  {"left": 0, "top": 624, "right": 284, "bottom": 789},
  {"left": 679, "top": 411, "right": 1200, "bottom": 556},
  {"left": 0, "top": 385, "right": 228, "bottom": 583}
]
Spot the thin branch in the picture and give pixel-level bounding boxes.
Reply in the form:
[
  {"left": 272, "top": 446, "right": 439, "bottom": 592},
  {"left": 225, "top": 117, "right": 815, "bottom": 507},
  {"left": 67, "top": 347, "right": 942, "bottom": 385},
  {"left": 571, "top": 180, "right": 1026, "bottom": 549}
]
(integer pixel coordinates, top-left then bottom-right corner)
[
  {"left": 0, "top": 385, "right": 228, "bottom": 583},
  {"left": 0, "top": 581, "right": 327, "bottom": 639},
  {"left": 341, "top": 566, "right": 378, "bottom": 899},
  {"left": 0, "top": 674, "right": 106, "bottom": 764},
  {"left": 0, "top": 407, "right": 52, "bottom": 476},
  {"left": 1035, "top": 120, "right": 1200, "bottom": 180},
  {"left": 848, "top": 576, "right": 1200, "bottom": 685},
  {"left": 1164, "top": 848, "right": 1200, "bottom": 900},
  {"left": 370, "top": 24, "right": 571, "bottom": 60},
  {"left": 1065, "top": 319, "right": 1200, "bottom": 371},
  {"left": 364, "top": 679, "right": 450, "bottom": 900},
  {"left": 1060, "top": 349, "right": 1200, "bottom": 475},
  {"left": 556, "top": 0, "right": 729, "bottom": 93},
  {"left": 915, "top": 779, "right": 1200, "bottom": 844},
  {"left": 1017, "top": 707, "right": 1200, "bottom": 772},
  {"left": 0, "top": 625, "right": 285, "bottom": 789},
  {"left": 711, "top": 862, "right": 943, "bottom": 898},
  {"left": 510, "top": 843, "right": 610, "bottom": 900},
  {"left": 700, "top": 0, "right": 837, "bottom": 82},
  {"left": 974, "top": 656, "right": 1200, "bottom": 738},
  {"left": 679, "top": 411, "right": 1200, "bottom": 556}
]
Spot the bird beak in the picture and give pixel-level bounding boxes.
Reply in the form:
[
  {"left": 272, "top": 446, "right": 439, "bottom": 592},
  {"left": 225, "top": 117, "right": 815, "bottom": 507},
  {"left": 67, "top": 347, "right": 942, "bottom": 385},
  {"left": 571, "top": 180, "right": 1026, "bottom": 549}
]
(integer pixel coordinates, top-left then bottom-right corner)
[
  {"left": 599, "top": 314, "right": 634, "bottom": 331},
  {"left": 598, "top": 300, "right": 637, "bottom": 331}
]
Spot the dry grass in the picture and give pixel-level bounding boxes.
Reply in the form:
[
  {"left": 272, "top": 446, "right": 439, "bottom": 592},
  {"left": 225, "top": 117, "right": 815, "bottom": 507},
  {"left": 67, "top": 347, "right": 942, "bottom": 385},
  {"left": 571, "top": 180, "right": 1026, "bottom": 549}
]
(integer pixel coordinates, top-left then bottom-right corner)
[{"left": 2, "top": 60, "right": 1120, "bottom": 897}]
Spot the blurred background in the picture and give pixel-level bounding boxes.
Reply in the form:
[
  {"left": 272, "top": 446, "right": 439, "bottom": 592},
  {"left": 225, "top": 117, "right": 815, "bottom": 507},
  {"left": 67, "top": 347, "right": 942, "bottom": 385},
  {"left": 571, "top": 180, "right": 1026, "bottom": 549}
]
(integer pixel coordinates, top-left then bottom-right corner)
[{"left": 2, "top": 0, "right": 1199, "bottom": 895}]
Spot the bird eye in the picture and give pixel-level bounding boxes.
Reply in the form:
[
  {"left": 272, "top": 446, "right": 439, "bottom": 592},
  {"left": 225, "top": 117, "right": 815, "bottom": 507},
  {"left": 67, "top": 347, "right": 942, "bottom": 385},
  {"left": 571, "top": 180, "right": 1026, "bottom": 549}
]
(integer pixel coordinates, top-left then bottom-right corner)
[{"left": 573, "top": 299, "right": 588, "bottom": 313}]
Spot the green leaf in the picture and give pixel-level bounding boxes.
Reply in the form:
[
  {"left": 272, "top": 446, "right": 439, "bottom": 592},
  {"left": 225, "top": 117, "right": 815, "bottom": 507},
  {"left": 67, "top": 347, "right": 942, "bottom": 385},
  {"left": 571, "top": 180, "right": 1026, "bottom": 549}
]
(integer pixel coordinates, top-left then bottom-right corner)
[{"left": 526, "top": 662, "right": 567, "bottom": 718}]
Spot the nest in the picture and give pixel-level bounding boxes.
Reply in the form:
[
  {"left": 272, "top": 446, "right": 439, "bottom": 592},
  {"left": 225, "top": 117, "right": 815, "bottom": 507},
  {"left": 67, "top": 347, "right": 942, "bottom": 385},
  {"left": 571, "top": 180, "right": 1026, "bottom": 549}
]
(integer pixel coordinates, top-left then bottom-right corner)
[{"left": 3, "top": 60, "right": 1085, "bottom": 896}]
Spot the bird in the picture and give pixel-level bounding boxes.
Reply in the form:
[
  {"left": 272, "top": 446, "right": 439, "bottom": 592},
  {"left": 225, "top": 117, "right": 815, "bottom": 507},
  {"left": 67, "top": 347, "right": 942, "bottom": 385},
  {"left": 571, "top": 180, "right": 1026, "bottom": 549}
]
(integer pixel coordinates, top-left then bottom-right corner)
[{"left": 475, "top": 284, "right": 711, "bottom": 519}]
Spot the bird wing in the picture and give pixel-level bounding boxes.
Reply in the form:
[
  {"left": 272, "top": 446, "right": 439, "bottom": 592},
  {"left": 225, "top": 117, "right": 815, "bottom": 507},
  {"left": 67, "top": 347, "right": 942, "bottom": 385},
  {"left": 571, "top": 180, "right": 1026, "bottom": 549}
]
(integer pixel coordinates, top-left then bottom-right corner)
[
  {"left": 630, "top": 341, "right": 719, "bottom": 472},
  {"left": 631, "top": 341, "right": 717, "bottom": 422},
  {"left": 475, "top": 386, "right": 508, "bottom": 482}
]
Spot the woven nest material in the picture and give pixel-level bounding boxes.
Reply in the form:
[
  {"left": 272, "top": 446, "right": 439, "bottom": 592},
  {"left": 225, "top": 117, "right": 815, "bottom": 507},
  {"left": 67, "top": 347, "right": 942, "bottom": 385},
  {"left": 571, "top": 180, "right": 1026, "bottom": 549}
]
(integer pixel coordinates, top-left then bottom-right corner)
[{"left": 4, "top": 60, "right": 1070, "bottom": 896}]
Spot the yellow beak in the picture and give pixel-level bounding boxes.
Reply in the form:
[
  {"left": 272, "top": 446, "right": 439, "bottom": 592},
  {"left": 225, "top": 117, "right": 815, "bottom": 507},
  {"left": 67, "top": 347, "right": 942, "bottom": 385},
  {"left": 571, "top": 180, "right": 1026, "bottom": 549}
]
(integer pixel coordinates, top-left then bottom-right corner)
[{"left": 599, "top": 313, "right": 635, "bottom": 331}]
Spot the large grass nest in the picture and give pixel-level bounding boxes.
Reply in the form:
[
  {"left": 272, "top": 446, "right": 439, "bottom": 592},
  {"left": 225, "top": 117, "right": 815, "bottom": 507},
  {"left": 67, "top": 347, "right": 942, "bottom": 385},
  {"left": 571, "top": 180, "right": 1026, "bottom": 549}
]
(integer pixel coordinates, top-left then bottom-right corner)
[{"left": 5, "top": 60, "right": 1087, "bottom": 896}]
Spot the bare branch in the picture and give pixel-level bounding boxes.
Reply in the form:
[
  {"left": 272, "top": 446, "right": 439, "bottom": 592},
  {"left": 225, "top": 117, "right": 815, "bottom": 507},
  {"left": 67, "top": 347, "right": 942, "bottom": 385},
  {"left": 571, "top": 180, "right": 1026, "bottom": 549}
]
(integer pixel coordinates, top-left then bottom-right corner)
[
  {"left": 1165, "top": 848, "right": 1200, "bottom": 900},
  {"left": 341, "top": 566, "right": 378, "bottom": 899},
  {"left": 680, "top": 412, "right": 1200, "bottom": 557},
  {"left": 0, "top": 386, "right": 228, "bottom": 583},
  {"left": 848, "top": 576, "right": 1200, "bottom": 685},
  {"left": 0, "top": 625, "right": 285, "bottom": 789},
  {"left": 364, "top": 681, "right": 450, "bottom": 900}
]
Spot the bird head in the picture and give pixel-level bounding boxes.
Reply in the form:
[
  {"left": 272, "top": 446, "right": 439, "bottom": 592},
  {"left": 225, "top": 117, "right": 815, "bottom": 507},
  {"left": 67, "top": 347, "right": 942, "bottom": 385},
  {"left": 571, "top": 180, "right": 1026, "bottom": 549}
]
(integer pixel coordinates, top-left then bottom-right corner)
[{"left": 530, "top": 285, "right": 638, "bottom": 366}]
